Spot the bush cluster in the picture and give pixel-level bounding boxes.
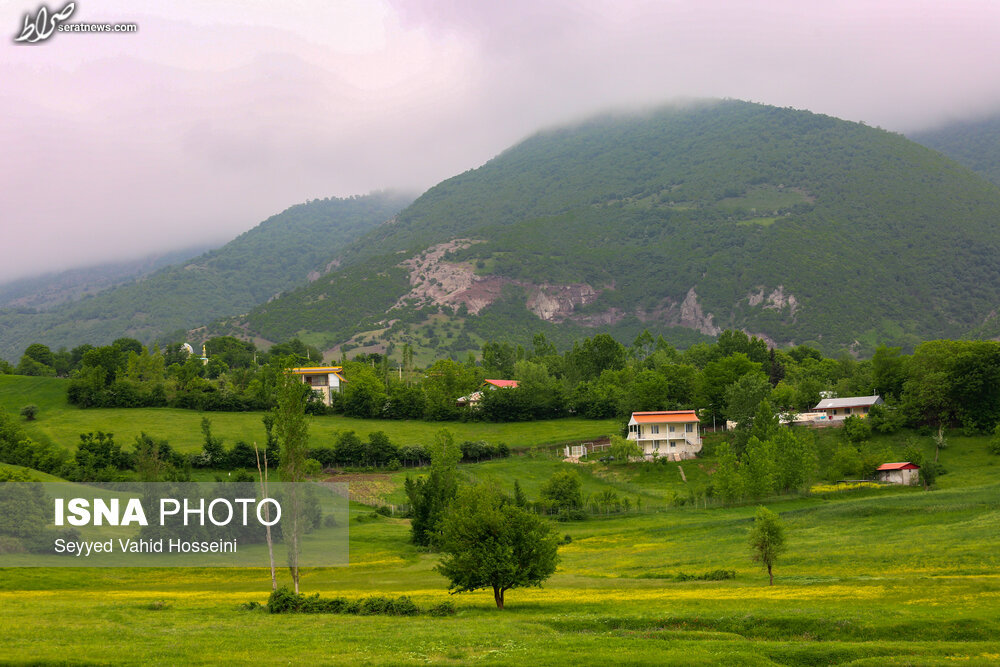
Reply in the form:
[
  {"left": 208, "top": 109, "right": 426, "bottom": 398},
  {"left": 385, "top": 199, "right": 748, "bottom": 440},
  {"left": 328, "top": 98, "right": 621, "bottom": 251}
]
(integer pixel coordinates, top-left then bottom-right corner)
[
  {"left": 306, "top": 433, "right": 509, "bottom": 471},
  {"left": 265, "top": 588, "right": 435, "bottom": 616}
]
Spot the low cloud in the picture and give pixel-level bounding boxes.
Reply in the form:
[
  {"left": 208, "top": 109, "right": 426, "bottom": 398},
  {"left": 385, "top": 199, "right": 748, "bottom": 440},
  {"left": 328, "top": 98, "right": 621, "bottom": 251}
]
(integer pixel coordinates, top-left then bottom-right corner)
[{"left": 2, "top": 0, "right": 1000, "bottom": 282}]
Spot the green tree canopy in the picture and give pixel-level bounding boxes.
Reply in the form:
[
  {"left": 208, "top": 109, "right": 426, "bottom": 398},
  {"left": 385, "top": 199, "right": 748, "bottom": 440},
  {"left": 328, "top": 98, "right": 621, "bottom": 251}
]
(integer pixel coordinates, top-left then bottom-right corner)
[
  {"left": 748, "top": 506, "right": 786, "bottom": 586},
  {"left": 436, "top": 484, "right": 560, "bottom": 609}
]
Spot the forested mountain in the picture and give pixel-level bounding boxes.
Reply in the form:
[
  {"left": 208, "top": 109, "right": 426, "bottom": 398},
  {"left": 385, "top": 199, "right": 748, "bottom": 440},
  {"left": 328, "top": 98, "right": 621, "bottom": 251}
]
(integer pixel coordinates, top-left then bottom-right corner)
[
  {"left": 224, "top": 100, "right": 1000, "bottom": 358},
  {"left": 911, "top": 113, "right": 1000, "bottom": 186},
  {"left": 0, "top": 245, "right": 211, "bottom": 311},
  {"left": 0, "top": 192, "right": 414, "bottom": 360}
]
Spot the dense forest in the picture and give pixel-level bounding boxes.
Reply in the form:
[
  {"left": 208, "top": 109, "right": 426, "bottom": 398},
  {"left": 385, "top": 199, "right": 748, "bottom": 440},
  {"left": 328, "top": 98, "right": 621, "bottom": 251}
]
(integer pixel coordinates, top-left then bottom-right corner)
[
  {"left": 912, "top": 112, "right": 1000, "bottom": 187},
  {"left": 231, "top": 101, "right": 1000, "bottom": 357},
  {"left": 0, "top": 192, "right": 414, "bottom": 360},
  {"left": 0, "top": 245, "right": 210, "bottom": 311}
]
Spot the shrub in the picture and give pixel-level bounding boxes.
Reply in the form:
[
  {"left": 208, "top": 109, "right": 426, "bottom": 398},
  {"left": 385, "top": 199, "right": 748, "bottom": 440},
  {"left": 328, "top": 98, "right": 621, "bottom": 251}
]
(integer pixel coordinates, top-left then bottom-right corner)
[
  {"left": 360, "top": 595, "right": 419, "bottom": 616},
  {"left": 19, "top": 405, "right": 38, "bottom": 421},
  {"left": 267, "top": 589, "right": 423, "bottom": 616},
  {"left": 428, "top": 601, "right": 457, "bottom": 617},
  {"left": 842, "top": 415, "right": 872, "bottom": 443},
  {"left": 990, "top": 424, "right": 1000, "bottom": 455},
  {"left": 303, "top": 458, "right": 323, "bottom": 477},
  {"left": 267, "top": 586, "right": 302, "bottom": 613},
  {"left": 556, "top": 508, "right": 587, "bottom": 522}
]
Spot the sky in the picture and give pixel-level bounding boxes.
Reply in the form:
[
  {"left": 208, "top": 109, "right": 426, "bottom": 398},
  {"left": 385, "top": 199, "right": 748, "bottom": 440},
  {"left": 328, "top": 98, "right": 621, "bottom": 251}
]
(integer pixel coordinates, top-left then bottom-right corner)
[{"left": 2, "top": 0, "right": 1000, "bottom": 283}]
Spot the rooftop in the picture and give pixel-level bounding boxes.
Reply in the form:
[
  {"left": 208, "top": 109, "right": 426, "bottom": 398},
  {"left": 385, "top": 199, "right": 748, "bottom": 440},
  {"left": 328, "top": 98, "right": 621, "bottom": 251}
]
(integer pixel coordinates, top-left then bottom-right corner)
[
  {"left": 630, "top": 410, "right": 700, "bottom": 424},
  {"left": 814, "top": 395, "right": 882, "bottom": 410},
  {"left": 484, "top": 379, "right": 519, "bottom": 388},
  {"left": 877, "top": 462, "right": 920, "bottom": 471}
]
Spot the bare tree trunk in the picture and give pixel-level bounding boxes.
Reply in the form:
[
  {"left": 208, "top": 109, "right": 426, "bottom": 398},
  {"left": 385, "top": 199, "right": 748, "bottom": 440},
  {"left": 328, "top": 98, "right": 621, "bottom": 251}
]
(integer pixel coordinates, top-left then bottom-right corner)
[
  {"left": 289, "top": 483, "right": 301, "bottom": 594},
  {"left": 493, "top": 586, "right": 504, "bottom": 609},
  {"left": 255, "top": 443, "right": 277, "bottom": 592},
  {"left": 768, "top": 563, "right": 773, "bottom": 586}
]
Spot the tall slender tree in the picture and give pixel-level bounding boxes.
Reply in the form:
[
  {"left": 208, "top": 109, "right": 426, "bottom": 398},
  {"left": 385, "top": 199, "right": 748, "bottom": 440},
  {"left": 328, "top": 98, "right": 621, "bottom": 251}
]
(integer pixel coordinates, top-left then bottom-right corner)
[{"left": 274, "top": 362, "right": 311, "bottom": 593}]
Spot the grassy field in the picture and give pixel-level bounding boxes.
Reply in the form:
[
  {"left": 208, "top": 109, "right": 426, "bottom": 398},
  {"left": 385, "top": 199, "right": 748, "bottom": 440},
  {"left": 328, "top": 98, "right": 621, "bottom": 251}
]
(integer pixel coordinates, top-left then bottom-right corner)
[
  {"left": 3, "top": 375, "right": 1000, "bottom": 664},
  {"left": 0, "top": 375, "right": 617, "bottom": 454},
  {"left": 1, "top": 481, "right": 998, "bottom": 664}
]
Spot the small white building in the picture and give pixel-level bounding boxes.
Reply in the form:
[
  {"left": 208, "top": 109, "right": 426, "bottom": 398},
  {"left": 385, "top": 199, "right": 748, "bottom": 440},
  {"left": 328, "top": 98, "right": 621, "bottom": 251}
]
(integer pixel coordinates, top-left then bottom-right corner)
[
  {"left": 875, "top": 461, "right": 920, "bottom": 486},
  {"left": 626, "top": 410, "right": 702, "bottom": 461},
  {"left": 812, "top": 395, "right": 883, "bottom": 421},
  {"left": 288, "top": 366, "right": 346, "bottom": 406}
]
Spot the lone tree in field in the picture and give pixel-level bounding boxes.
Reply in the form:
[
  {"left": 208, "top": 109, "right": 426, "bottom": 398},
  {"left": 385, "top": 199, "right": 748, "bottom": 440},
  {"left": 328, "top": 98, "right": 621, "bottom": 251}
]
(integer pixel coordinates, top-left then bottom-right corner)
[
  {"left": 437, "top": 484, "right": 560, "bottom": 609},
  {"left": 748, "top": 506, "right": 786, "bottom": 586}
]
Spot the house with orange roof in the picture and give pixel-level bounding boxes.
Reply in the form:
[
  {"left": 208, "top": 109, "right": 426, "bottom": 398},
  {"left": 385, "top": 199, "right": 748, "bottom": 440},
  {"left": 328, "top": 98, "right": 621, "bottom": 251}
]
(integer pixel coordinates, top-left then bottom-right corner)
[
  {"left": 626, "top": 410, "right": 702, "bottom": 460},
  {"left": 288, "top": 366, "right": 346, "bottom": 407},
  {"left": 456, "top": 379, "right": 520, "bottom": 408}
]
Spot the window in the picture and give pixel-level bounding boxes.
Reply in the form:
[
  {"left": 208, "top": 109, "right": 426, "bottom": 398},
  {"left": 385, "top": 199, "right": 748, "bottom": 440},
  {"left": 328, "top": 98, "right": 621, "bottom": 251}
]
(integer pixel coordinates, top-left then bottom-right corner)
[
  {"left": 651, "top": 425, "right": 659, "bottom": 434},
  {"left": 668, "top": 425, "right": 675, "bottom": 433},
  {"left": 685, "top": 424, "right": 693, "bottom": 433},
  {"left": 832, "top": 409, "right": 838, "bottom": 416},
  {"left": 653, "top": 441, "right": 659, "bottom": 451},
  {"left": 669, "top": 441, "right": 676, "bottom": 448}
]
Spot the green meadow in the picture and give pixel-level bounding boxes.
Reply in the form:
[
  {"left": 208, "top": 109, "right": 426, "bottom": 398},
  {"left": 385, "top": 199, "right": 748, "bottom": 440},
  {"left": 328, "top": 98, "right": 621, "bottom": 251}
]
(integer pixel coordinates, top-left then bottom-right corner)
[
  {"left": 2, "top": 376, "right": 1000, "bottom": 664},
  {"left": 0, "top": 375, "right": 616, "bottom": 453}
]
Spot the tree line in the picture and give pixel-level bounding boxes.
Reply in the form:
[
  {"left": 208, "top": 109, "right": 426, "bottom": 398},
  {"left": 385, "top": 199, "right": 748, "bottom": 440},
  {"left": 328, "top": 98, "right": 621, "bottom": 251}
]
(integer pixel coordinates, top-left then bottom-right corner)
[{"left": 5, "top": 330, "right": 1000, "bottom": 438}]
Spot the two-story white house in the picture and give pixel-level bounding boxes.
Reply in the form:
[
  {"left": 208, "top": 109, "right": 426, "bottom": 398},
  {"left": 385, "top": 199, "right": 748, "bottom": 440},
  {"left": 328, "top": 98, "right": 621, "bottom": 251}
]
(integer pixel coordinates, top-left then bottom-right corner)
[
  {"left": 288, "top": 366, "right": 346, "bottom": 406},
  {"left": 626, "top": 410, "right": 703, "bottom": 461}
]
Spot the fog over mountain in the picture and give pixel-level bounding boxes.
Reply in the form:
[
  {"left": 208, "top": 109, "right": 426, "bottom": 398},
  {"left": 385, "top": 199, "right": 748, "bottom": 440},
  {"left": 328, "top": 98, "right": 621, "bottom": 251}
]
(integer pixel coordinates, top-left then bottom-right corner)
[{"left": 3, "top": 0, "right": 1000, "bottom": 282}]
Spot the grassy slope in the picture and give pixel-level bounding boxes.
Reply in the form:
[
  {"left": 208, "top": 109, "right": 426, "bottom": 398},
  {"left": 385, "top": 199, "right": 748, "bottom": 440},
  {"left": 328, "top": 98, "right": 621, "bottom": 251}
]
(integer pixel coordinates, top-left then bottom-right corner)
[{"left": 0, "top": 375, "right": 617, "bottom": 453}]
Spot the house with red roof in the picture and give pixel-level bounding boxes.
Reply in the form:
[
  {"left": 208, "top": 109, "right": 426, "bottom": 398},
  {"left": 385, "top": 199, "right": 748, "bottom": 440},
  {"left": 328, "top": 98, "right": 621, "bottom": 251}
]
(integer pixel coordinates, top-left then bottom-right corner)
[
  {"left": 456, "top": 379, "right": 520, "bottom": 408},
  {"left": 626, "top": 410, "right": 702, "bottom": 461},
  {"left": 875, "top": 461, "right": 920, "bottom": 486}
]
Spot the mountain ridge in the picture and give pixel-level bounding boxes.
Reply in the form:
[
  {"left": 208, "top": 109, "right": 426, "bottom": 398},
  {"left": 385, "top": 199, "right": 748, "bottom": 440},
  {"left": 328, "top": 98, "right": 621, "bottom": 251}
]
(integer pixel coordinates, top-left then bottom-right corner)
[
  {"left": 0, "top": 191, "right": 415, "bottom": 360},
  {"left": 220, "top": 100, "right": 1000, "bottom": 357}
]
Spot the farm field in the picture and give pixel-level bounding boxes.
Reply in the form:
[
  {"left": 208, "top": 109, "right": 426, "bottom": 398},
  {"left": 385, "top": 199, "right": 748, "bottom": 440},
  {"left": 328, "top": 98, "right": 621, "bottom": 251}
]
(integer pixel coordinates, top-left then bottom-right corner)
[
  {"left": 3, "top": 375, "right": 1000, "bottom": 664},
  {"left": 1, "top": 480, "right": 999, "bottom": 664},
  {"left": 0, "top": 375, "right": 617, "bottom": 454}
]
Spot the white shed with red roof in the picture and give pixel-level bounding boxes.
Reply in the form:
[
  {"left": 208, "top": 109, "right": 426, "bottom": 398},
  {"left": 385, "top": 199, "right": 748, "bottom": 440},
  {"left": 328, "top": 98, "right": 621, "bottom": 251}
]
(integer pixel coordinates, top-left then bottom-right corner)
[{"left": 876, "top": 461, "right": 920, "bottom": 486}]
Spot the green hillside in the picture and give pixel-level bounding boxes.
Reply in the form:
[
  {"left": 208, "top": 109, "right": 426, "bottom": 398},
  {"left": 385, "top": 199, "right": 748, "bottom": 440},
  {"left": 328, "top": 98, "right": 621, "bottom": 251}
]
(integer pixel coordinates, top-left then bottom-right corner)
[
  {"left": 233, "top": 101, "right": 1000, "bottom": 356},
  {"left": 912, "top": 112, "right": 1000, "bottom": 186},
  {"left": 0, "top": 192, "right": 414, "bottom": 361},
  {"left": 0, "top": 245, "right": 210, "bottom": 310}
]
